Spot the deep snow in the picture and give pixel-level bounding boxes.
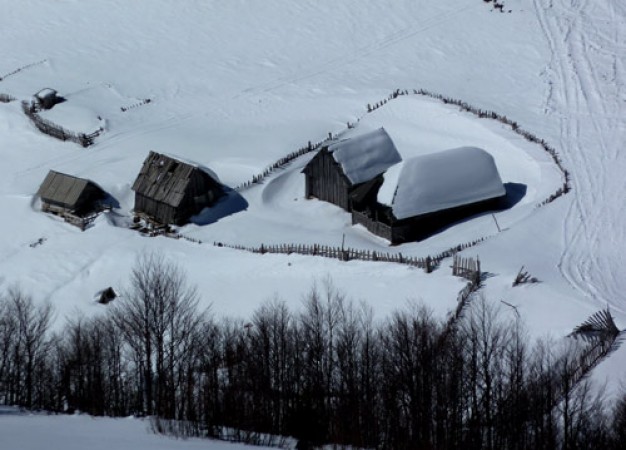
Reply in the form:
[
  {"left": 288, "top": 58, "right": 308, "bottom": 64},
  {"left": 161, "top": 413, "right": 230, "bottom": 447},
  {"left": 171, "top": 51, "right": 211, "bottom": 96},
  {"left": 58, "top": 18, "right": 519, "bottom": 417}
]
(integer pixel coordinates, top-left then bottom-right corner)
[
  {"left": 0, "top": 408, "right": 275, "bottom": 450},
  {"left": 0, "top": 0, "right": 625, "bottom": 407}
]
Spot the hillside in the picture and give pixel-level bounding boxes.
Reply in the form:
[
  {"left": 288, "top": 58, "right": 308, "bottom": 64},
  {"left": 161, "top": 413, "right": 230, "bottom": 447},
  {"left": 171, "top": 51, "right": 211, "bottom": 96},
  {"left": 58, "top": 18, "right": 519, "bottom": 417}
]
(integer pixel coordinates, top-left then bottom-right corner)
[{"left": 0, "top": 0, "right": 625, "bottom": 409}]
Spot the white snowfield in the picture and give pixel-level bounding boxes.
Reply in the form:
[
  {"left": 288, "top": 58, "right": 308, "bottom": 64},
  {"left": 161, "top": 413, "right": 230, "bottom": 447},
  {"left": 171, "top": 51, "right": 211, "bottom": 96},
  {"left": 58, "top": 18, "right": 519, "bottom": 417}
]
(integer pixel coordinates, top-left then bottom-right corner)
[
  {"left": 0, "top": 408, "right": 274, "bottom": 450},
  {"left": 329, "top": 127, "right": 402, "bottom": 185},
  {"left": 377, "top": 147, "right": 506, "bottom": 220},
  {"left": 0, "top": 0, "right": 625, "bottom": 421}
]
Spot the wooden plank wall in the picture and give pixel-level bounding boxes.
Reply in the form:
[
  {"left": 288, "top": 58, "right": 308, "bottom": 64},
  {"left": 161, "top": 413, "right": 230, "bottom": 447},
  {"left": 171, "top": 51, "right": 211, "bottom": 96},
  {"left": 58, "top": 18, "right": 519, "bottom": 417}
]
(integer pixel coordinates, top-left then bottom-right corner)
[{"left": 305, "top": 150, "right": 351, "bottom": 211}]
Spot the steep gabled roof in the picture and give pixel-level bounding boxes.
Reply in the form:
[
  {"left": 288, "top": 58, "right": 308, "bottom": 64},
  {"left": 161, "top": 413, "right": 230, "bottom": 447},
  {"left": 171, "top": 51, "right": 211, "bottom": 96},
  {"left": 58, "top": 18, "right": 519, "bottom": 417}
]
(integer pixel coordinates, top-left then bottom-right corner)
[
  {"left": 132, "top": 151, "right": 219, "bottom": 207},
  {"left": 377, "top": 147, "right": 506, "bottom": 220},
  {"left": 328, "top": 128, "right": 402, "bottom": 185},
  {"left": 37, "top": 170, "right": 100, "bottom": 208}
]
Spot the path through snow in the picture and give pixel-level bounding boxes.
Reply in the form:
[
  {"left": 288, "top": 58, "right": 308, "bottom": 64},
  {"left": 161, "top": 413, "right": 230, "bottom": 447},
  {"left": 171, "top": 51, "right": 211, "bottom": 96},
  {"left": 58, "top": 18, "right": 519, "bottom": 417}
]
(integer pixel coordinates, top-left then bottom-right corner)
[{"left": 534, "top": 0, "right": 626, "bottom": 312}]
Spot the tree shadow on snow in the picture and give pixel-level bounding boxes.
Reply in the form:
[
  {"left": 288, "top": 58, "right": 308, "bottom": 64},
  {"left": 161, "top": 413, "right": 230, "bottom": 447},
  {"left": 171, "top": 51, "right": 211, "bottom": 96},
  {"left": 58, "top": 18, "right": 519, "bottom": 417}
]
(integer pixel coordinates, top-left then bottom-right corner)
[{"left": 190, "top": 188, "right": 248, "bottom": 226}]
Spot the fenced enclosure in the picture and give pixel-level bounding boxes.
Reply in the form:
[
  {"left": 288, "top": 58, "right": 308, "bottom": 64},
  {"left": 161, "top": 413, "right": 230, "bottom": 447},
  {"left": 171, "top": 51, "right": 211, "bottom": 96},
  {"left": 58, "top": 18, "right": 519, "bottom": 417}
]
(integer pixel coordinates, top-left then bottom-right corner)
[{"left": 21, "top": 101, "right": 102, "bottom": 147}]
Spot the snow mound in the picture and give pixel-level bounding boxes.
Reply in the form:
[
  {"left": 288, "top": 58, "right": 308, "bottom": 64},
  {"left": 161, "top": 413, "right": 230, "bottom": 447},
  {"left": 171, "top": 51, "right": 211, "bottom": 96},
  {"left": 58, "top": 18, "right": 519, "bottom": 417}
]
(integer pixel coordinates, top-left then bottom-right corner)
[
  {"left": 378, "top": 147, "right": 506, "bottom": 220},
  {"left": 329, "top": 128, "right": 402, "bottom": 184}
]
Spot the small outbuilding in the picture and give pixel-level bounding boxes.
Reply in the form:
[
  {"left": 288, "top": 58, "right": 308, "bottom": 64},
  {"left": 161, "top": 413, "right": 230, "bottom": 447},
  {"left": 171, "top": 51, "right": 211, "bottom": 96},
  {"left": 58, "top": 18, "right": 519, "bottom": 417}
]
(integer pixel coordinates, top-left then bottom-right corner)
[
  {"left": 352, "top": 147, "right": 506, "bottom": 243},
  {"left": 302, "top": 128, "right": 402, "bottom": 211},
  {"left": 132, "top": 151, "right": 223, "bottom": 225},
  {"left": 37, "top": 170, "right": 107, "bottom": 228},
  {"left": 33, "top": 88, "right": 62, "bottom": 110}
]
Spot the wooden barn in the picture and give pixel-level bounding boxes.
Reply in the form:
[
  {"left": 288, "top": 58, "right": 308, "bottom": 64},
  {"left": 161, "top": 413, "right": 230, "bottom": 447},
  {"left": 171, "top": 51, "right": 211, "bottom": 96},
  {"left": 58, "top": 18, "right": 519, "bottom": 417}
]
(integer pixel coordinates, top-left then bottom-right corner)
[
  {"left": 132, "top": 151, "right": 223, "bottom": 225},
  {"left": 352, "top": 147, "right": 506, "bottom": 243},
  {"left": 302, "top": 128, "right": 402, "bottom": 211},
  {"left": 37, "top": 170, "right": 107, "bottom": 228}
]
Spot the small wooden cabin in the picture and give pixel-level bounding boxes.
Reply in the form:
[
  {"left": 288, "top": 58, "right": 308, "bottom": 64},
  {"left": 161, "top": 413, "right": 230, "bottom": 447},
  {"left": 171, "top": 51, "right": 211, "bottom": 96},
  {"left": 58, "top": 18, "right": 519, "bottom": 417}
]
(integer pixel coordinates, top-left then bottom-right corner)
[
  {"left": 37, "top": 171, "right": 107, "bottom": 228},
  {"left": 38, "top": 171, "right": 106, "bottom": 215},
  {"left": 33, "top": 88, "right": 61, "bottom": 110},
  {"left": 132, "top": 151, "right": 223, "bottom": 225},
  {"left": 302, "top": 128, "right": 401, "bottom": 211},
  {"left": 352, "top": 147, "right": 506, "bottom": 243}
]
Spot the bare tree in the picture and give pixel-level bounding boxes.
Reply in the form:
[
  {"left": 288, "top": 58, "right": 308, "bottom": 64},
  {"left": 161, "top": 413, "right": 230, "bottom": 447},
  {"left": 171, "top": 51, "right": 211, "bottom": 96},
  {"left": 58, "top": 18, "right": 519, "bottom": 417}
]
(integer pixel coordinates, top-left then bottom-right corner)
[{"left": 112, "top": 252, "right": 203, "bottom": 417}]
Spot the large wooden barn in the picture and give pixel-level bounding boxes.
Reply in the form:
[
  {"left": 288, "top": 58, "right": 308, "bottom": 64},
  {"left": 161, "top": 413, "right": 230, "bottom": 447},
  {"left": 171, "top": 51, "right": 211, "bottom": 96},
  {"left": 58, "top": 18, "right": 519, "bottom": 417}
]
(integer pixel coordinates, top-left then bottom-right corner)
[
  {"left": 302, "top": 128, "right": 402, "bottom": 211},
  {"left": 352, "top": 147, "right": 506, "bottom": 243},
  {"left": 132, "top": 151, "right": 223, "bottom": 225},
  {"left": 304, "top": 134, "right": 506, "bottom": 243},
  {"left": 37, "top": 170, "right": 107, "bottom": 228}
]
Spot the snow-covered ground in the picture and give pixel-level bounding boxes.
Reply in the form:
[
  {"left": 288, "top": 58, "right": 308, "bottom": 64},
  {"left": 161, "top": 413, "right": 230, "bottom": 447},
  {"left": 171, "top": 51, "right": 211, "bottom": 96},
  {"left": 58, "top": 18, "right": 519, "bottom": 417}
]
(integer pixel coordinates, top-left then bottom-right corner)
[
  {"left": 0, "top": 0, "right": 625, "bottom": 409},
  {"left": 0, "top": 407, "right": 274, "bottom": 450}
]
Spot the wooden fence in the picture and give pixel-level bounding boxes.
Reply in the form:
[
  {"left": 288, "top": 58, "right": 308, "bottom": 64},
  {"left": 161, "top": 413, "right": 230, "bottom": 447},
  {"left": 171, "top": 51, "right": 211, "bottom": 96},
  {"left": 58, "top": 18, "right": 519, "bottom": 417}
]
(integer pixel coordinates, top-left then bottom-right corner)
[
  {"left": 206, "top": 237, "right": 488, "bottom": 273},
  {"left": 21, "top": 101, "right": 102, "bottom": 147},
  {"left": 230, "top": 86, "right": 569, "bottom": 218},
  {"left": 0, "top": 93, "right": 15, "bottom": 103},
  {"left": 120, "top": 98, "right": 152, "bottom": 112},
  {"left": 452, "top": 254, "right": 481, "bottom": 283},
  {"left": 365, "top": 88, "right": 571, "bottom": 208},
  {"left": 235, "top": 139, "right": 329, "bottom": 191},
  {"left": 351, "top": 210, "right": 393, "bottom": 242},
  {"left": 212, "top": 241, "right": 436, "bottom": 271},
  {"left": 0, "top": 59, "right": 46, "bottom": 82}
]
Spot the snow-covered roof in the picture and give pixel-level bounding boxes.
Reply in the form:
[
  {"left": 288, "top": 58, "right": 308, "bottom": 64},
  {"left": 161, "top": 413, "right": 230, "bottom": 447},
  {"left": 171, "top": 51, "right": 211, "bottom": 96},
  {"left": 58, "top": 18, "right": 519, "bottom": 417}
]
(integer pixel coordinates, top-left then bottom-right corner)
[
  {"left": 378, "top": 147, "right": 506, "bottom": 220},
  {"left": 37, "top": 170, "right": 104, "bottom": 208},
  {"left": 35, "top": 88, "right": 57, "bottom": 99},
  {"left": 328, "top": 128, "right": 402, "bottom": 185},
  {"left": 132, "top": 151, "right": 221, "bottom": 207}
]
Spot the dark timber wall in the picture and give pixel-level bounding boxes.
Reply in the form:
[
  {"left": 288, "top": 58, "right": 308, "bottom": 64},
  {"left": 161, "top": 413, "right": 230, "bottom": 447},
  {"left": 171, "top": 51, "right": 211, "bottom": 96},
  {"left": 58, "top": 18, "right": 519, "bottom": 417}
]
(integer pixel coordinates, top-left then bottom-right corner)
[
  {"left": 353, "top": 195, "right": 506, "bottom": 244},
  {"left": 303, "top": 149, "right": 352, "bottom": 211}
]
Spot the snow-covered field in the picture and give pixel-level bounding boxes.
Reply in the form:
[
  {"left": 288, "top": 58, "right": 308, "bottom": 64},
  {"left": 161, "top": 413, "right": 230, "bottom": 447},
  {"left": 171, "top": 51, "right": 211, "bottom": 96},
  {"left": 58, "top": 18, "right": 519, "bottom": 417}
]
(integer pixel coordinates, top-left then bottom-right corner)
[
  {"left": 0, "top": 407, "right": 273, "bottom": 450},
  {"left": 1, "top": 0, "right": 626, "bottom": 426}
]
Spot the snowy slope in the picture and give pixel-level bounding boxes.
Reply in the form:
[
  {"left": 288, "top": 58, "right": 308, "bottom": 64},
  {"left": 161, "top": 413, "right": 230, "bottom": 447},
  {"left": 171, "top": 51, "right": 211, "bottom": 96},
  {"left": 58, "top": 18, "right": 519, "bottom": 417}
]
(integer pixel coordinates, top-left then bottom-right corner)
[
  {"left": 0, "top": 408, "right": 275, "bottom": 450},
  {"left": 0, "top": 0, "right": 625, "bottom": 396}
]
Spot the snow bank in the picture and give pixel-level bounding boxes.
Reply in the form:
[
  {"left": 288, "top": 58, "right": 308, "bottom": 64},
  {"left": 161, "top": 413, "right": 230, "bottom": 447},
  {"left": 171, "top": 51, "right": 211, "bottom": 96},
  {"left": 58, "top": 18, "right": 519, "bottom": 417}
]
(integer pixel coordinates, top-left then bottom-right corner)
[
  {"left": 0, "top": 413, "right": 275, "bottom": 450},
  {"left": 378, "top": 147, "right": 505, "bottom": 220},
  {"left": 329, "top": 128, "right": 402, "bottom": 184}
]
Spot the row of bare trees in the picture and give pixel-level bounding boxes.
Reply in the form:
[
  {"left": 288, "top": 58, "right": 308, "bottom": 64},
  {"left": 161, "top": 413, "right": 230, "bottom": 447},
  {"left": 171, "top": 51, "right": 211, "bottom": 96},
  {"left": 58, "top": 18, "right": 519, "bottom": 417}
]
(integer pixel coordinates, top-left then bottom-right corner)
[{"left": 1, "top": 254, "right": 625, "bottom": 449}]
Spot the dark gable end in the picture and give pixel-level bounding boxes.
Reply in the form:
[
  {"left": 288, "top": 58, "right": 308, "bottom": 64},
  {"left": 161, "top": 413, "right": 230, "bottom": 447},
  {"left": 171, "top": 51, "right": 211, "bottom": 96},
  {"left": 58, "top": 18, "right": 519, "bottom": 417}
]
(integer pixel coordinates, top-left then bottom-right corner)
[
  {"left": 303, "top": 148, "right": 353, "bottom": 211},
  {"left": 132, "top": 151, "right": 222, "bottom": 225}
]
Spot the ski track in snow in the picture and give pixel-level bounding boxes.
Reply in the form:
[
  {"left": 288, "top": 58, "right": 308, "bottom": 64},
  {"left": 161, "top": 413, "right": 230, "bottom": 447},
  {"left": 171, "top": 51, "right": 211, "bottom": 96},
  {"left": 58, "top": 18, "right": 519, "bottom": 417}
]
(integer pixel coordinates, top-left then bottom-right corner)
[{"left": 534, "top": 0, "right": 626, "bottom": 313}]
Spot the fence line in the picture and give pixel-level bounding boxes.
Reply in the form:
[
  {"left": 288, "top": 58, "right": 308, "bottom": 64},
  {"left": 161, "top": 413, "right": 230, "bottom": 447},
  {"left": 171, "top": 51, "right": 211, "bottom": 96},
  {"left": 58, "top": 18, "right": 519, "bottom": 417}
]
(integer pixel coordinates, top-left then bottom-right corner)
[
  {"left": 21, "top": 101, "right": 102, "bottom": 147},
  {"left": 234, "top": 139, "right": 328, "bottom": 191},
  {"left": 0, "top": 59, "right": 47, "bottom": 82},
  {"left": 452, "top": 254, "right": 481, "bottom": 283},
  {"left": 365, "top": 88, "right": 571, "bottom": 208},
  {"left": 120, "top": 98, "right": 152, "bottom": 112},
  {"left": 200, "top": 238, "right": 486, "bottom": 274},
  {"left": 0, "top": 93, "right": 15, "bottom": 103},
  {"left": 233, "top": 87, "right": 570, "bottom": 218}
]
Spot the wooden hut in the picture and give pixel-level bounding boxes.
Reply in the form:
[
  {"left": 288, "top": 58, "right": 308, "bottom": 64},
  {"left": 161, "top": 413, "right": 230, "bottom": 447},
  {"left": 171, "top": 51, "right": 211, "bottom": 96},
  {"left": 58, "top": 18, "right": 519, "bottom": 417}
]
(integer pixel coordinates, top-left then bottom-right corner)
[
  {"left": 37, "top": 170, "right": 107, "bottom": 228},
  {"left": 132, "top": 151, "right": 223, "bottom": 225},
  {"left": 302, "top": 128, "right": 402, "bottom": 211},
  {"left": 352, "top": 147, "right": 506, "bottom": 243},
  {"left": 33, "top": 88, "right": 61, "bottom": 110}
]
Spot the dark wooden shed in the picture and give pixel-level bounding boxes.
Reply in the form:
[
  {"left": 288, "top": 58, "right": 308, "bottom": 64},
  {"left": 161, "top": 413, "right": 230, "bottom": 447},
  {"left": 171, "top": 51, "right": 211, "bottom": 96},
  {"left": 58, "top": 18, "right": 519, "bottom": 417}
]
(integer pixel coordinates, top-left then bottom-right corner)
[
  {"left": 38, "top": 170, "right": 106, "bottom": 216},
  {"left": 302, "top": 128, "right": 401, "bottom": 211},
  {"left": 33, "top": 88, "right": 61, "bottom": 110},
  {"left": 132, "top": 151, "right": 223, "bottom": 225}
]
